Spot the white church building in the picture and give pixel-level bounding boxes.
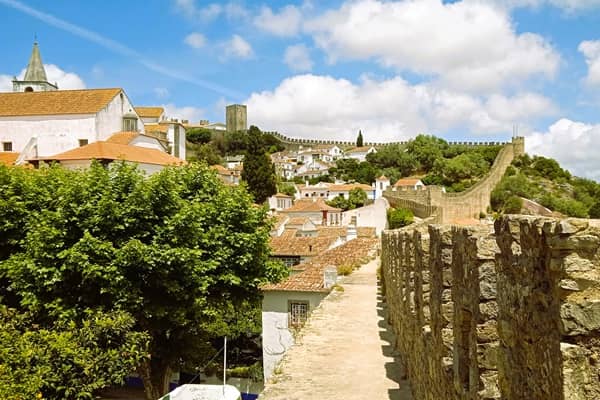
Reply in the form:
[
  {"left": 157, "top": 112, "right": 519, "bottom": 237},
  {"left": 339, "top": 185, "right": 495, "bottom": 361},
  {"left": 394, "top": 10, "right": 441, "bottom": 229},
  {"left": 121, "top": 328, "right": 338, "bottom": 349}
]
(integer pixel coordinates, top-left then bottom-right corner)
[{"left": 0, "top": 41, "right": 185, "bottom": 163}]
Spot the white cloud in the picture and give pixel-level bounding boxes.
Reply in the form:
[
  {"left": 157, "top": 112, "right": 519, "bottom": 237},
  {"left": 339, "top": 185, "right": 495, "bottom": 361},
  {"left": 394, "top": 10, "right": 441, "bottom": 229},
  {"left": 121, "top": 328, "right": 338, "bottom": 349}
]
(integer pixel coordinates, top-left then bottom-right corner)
[
  {"left": 154, "top": 87, "right": 170, "bottom": 99},
  {"left": 579, "top": 40, "right": 600, "bottom": 87},
  {"left": 254, "top": 5, "right": 302, "bottom": 37},
  {"left": 0, "top": 64, "right": 86, "bottom": 91},
  {"left": 246, "top": 74, "right": 555, "bottom": 141},
  {"left": 284, "top": 44, "right": 313, "bottom": 72},
  {"left": 222, "top": 34, "right": 253, "bottom": 60},
  {"left": 161, "top": 103, "right": 205, "bottom": 123},
  {"left": 43, "top": 64, "right": 86, "bottom": 89},
  {"left": 174, "top": 0, "right": 248, "bottom": 21},
  {"left": 0, "top": 74, "right": 12, "bottom": 92},
  {"left": 184, "top": 32, "right": 206, "bottom": 49},
  {"left": 305, "top": 0, "right": 559, "bottom": 92},
  {"left": 486, "top": 0, "right": 600, "bottom": 12},
  {"left": 526, "top": 118, "right": 600, "bottom": 180}
]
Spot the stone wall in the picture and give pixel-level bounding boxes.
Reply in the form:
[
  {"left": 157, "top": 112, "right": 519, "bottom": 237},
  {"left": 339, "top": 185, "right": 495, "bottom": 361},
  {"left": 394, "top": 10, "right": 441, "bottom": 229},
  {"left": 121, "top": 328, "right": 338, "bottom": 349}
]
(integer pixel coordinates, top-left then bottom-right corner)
[
  {"left": 381, "top": 215, "right": 600, "bottom": 400},
  {"left": 384, "top": 137, "right": 525, "bottom": 223}
]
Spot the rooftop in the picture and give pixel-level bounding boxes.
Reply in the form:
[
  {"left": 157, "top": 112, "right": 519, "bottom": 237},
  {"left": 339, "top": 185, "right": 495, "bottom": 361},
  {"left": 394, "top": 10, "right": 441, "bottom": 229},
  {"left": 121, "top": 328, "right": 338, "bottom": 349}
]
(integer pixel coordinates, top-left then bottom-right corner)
[
  {"left": 282, "top": 199, "right": 341, "bottom": 213},
  {"left": 0, "top": 88, "right": 122, "bottom": 117},
  {"left": 134, "top": 106, "right": 164, "bottom": 119},
  {"left": 393, "top": 178, "right": 423, "bottom": 187},
  {"left": 263, "top": 237, "right": 379, "bottom": 292},
  {"left": 33, "top": 141, "right": 185, "bottom": 166},
  {"left": 0, "top": 152, "right": 19, "bottom": 166}
]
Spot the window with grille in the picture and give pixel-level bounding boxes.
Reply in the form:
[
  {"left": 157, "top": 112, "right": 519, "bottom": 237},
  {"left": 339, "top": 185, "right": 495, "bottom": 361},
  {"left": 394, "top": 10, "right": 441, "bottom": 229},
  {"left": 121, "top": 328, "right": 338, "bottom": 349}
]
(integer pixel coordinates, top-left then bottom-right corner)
[
  {"left": 2, "top": 142, "right": 12, "bottom": 152},
  {"left": 289, "top": 301, "right": 309, "bottom": 327},
  {"left": 123, "top": 117, "right": 138, "bottom": 132},
  {"left": 78, "top": 139, "right": 88, "bottom": 147}
]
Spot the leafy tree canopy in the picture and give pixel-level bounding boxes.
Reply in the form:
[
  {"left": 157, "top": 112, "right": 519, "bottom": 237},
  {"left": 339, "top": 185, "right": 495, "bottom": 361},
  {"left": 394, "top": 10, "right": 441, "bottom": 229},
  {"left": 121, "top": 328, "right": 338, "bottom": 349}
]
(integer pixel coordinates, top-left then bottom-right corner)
[
  {"left": 0, "top": 162, "right": 287, "bottom": 399},
  {"left": 186, "top": 128, "right": 212, "bottom": 144},
  {"left": 241, "top": 126, "right": 278, "bottom": 203},
  {"left": 356, "top": 130, "right": 364, "bottom": 147}
]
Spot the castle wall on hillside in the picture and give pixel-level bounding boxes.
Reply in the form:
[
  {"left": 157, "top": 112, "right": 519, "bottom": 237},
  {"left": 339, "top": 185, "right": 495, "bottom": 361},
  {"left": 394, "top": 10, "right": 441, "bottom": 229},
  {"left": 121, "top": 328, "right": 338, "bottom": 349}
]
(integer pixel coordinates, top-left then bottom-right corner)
[
  {"left": 384, "top": 137, "right": 525, "bottom": 223},
  {"left": 381, "top": 215, "right": 600, "bottom": 400}
]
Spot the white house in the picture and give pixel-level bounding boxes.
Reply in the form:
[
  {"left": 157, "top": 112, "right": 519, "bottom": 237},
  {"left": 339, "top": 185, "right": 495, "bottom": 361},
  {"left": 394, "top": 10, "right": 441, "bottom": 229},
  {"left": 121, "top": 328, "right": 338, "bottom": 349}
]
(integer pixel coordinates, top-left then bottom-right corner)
[
  {"left": 0, "top": 43, "right": 147, "bottom": 162},
  {"left": 297, "top": 182, "right": 375, "bottom": 201},
  {"left": 29, "top": 136, "right": 185, "bottom": 175},
  {"left": 344, "top": 146, "right": 377, "bottom": 162},
  {"left": 135, "top": 107, "right": 165, "bottom": 124},
  {"left": 268, "top": 193, "right": 293, "bottom": 211},
  {"left": 144, "top": 120, "right": 187, "bottom": 160},
  {"left": 392, "top": 178, "right": 426, "bottom": 191},
  {"left": 279, "top": 198, "right": 342, "bottom": 226},
  {"left": 374, "top": 175, "right": 391, "bottom": 198},
  {"left": 0, "top": 87, "right": 143, "bottom": 161}
]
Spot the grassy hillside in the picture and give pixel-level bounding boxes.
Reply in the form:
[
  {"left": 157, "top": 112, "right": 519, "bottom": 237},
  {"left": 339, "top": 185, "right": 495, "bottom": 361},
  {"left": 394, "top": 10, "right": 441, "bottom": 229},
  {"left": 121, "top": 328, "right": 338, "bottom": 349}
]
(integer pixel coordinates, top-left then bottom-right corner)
[{"left": 491, "top": 154, "right": 600, "bottom": 218}]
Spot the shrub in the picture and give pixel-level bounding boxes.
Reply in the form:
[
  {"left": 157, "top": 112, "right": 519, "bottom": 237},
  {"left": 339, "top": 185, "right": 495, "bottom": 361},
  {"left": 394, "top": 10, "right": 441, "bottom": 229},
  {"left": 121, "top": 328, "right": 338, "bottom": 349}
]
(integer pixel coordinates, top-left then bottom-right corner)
[
  {"left": 387, "top": 208, "right": 414, "bottom": 229},
  {"left": 337, "top": 264, "right": 355, "bottom": 276},
  {"left": 503, "top": 195, "right": 523, "bottom": 214}
]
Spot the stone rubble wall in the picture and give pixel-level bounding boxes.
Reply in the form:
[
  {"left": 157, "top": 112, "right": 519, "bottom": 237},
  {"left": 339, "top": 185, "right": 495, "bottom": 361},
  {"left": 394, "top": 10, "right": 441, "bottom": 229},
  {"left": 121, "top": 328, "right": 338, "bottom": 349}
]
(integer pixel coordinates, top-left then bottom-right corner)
[{"left": 381, "top": 215, "right": 600, "bottom": 400}]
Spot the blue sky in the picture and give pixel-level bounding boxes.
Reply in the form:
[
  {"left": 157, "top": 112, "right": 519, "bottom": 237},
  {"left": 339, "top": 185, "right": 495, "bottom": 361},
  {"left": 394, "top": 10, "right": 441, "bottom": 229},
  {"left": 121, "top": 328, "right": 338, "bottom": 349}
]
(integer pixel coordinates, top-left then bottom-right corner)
[{"left": 1, "top": 0, "right": 600, "bottom": 178}]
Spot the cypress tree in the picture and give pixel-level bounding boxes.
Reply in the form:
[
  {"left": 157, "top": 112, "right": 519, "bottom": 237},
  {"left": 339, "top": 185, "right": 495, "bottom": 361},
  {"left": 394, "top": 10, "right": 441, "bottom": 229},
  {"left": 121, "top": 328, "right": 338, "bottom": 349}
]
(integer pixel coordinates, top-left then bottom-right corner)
[
  {"left": 241, "top": 125, "right": 277, "bottom": 203},
  {"left": 356, "top": 130, "right": 364, "bottom": 147}
]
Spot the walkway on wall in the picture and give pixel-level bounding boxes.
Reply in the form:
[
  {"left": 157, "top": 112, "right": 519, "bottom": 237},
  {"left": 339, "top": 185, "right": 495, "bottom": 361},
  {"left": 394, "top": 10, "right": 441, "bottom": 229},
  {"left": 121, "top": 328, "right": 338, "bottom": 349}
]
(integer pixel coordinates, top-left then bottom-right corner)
[{"left": 259, "top": 258, "right": 412, "bottom": 400}]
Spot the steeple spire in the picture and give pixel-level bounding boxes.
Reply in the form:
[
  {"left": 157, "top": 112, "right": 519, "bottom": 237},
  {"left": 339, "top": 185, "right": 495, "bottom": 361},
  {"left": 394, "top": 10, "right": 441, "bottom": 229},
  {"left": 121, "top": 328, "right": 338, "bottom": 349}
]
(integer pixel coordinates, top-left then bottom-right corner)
[
  {"left": 23, "top": 41, "right": 48, "bottom": 82},
  {"left": 12, "top": 40, "right": 57, "bottom": 92}
]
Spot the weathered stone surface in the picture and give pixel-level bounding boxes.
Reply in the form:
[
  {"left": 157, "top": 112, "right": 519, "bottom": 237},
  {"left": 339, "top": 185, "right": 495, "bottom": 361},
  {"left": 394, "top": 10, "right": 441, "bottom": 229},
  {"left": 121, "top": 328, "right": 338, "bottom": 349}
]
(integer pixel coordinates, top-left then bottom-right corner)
[
  {"left": 561, "top": 300, "right": 600, "bottom": 335},
  {"left": 381, "top": 215, "right": 600, "bottom": 400}
]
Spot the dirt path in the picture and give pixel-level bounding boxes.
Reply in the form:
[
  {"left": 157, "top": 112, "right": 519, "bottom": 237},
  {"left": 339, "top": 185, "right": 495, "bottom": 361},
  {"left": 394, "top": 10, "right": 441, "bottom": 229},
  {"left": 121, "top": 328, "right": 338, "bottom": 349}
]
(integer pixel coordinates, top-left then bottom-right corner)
[{"left": 259, "top": 258, "right": 412, "bottom": 400}]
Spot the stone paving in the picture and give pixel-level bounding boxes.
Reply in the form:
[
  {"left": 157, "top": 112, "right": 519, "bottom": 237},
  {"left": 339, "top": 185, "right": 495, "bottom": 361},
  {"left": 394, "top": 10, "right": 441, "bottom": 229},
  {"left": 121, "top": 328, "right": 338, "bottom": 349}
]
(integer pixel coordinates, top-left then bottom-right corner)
[{"left": 259, "top": 258, "right": 413, "bottom": 400}]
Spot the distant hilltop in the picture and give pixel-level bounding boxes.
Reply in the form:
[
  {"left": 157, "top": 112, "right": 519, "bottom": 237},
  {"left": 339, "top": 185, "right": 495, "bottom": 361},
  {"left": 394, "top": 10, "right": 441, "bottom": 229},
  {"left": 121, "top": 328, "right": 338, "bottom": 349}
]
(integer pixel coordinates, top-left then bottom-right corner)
[{"left": 263, "top": 130, "right": 510, "bottom": 148}]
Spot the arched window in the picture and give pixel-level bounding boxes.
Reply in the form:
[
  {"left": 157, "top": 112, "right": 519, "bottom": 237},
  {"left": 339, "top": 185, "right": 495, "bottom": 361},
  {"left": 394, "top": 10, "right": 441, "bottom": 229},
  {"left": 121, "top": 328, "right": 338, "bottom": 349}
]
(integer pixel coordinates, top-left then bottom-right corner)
[{"left": 24, "top": 87, "right": 33, "bottom": 92}]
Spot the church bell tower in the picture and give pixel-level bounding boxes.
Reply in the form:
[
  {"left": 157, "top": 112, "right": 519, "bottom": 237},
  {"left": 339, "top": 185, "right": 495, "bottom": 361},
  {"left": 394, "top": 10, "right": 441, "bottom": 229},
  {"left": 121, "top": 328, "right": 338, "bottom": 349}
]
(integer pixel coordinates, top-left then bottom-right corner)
[{"left": 12, "top": 41, "right": 58, "bottom": 92}]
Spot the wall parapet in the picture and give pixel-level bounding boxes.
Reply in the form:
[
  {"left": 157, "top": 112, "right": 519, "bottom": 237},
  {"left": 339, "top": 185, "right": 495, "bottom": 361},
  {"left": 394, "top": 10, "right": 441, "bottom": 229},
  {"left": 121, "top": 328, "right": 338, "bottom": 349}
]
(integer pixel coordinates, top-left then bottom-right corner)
[{"left": 381, "top": 215, "right": 600, "bottom": 400}]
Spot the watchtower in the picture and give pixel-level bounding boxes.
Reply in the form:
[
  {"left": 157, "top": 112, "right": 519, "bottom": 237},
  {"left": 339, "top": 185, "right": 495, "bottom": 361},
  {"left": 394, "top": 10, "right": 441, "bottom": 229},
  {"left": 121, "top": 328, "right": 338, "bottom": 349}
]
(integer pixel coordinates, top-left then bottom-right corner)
[{"left": 226, "top": 104, "right": 247, "bottom": 132}]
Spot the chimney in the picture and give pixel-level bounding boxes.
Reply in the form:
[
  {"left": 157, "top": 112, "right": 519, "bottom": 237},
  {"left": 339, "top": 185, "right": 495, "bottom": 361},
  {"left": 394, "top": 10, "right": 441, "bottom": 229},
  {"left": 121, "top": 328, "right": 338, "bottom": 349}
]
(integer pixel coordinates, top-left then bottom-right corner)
[
  {"left": 323, "top": 266, "right": 337, "bottom": 289},
  {"left": 347, "top": 216, "right": 357, "bottom": 241}
]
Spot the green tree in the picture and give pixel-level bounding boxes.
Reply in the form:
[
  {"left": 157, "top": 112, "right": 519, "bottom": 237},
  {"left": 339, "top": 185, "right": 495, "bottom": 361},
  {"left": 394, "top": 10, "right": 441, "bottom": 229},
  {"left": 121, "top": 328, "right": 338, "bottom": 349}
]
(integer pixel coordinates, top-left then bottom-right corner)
[
  {"left": 241, "top": 126, "right": 277, "bottom": 203},
  {"left": 186, "top": 127, "right": 212, "bottom": 144},
  {"left": 0, "top": 307, "right": 148, "bottom": 400},
  {"left": 278, "top": 182, "right": 296, "bottom": 197},
  {"left": 348, "top": 188, "right": 368, "bottom": 209},
  {"left": 356, "top": 130, "right": 364, "bottom": 147},
  {"left": 406, "top": 134, "right": 448, "bottom": 171},
  {"left": 188, "top": 143, "right": 224, "bottom": 165},
  {"left": 387, "top": 208, "right": 414, "bottom": 229},
  {"left": 0, "top": 162, "right": 287, "bottom": 399}
]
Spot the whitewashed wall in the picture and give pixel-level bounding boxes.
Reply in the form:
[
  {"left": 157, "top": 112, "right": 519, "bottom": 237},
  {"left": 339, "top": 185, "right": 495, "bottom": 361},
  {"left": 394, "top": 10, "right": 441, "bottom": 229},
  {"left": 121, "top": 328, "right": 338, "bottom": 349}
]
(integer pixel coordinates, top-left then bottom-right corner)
[
  {"left": 0, "top": 114, "right": 96, "bottom": 157},
  {"left": 261, "top": 291, "right": 328, "bottom": 381}
]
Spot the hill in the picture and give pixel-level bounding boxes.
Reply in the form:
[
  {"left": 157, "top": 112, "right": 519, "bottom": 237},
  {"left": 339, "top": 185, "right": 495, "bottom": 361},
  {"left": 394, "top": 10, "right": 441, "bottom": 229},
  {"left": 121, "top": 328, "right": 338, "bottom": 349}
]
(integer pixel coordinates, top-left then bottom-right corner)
[{"left": 491, "top": 154, "right": 600, "bottom": 218}]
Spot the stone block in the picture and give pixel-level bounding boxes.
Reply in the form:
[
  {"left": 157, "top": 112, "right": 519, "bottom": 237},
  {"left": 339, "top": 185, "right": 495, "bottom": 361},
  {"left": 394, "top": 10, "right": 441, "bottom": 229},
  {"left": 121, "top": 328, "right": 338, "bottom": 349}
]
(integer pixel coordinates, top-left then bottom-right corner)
[{"left": 561, "top": 300, "right": 600, "bottom": 336}]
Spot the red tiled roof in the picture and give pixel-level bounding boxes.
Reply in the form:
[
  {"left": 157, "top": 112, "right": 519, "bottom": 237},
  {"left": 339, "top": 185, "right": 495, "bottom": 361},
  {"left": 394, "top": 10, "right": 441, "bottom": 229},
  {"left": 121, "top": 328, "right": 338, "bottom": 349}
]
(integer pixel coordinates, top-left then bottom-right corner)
[
  {"left": 282, "top": 199, "right": 341, "bottom": 213},
  {"left": 393, "top": 178, "right": 423, "bottom": 187},
  {"left": 0, "top": 88, "right": 122, "bottom": 116},
  {"left": 0, "top": 152, "right": 19, "bottom": 166},
  {"left": 263, "top": 237, "right": 379, "bottom": 292},
  {"left": 270, "top": 235, "right": 338, "bottom": 257},
  {"left": 34, "top": 142, "right": 185, "bottom": 166},
  {"left": 135, "top": 106, "right": 164, "bottom": 118}
]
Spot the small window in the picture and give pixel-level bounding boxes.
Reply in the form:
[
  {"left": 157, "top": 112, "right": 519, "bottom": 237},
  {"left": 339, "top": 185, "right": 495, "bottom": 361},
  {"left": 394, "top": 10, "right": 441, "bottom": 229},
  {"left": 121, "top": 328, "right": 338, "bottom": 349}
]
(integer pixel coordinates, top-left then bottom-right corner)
[
  {"left": 24, "top": 87, "right": 33, "bottom": 92},
  {"left": 289, "top": 301, "right": 309, "bottom": 327},
  {"left": 2, "top": 142, "right": 12, "bottom": 152},
  {"left": 78, "top": 139, "right": 88, "bottom": 147},
  {"left": 123, "top": 117, "right": 138, "bottom": 132}
]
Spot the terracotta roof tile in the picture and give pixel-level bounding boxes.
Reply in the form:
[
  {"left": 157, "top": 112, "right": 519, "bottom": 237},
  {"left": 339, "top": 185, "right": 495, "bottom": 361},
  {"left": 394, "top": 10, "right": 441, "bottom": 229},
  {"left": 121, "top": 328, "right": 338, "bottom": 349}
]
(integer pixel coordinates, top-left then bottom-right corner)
[
  {"left": 0, "top": 152, "right": 19, "bottom": 166},
  {"left": 34, "top": 142, "right": 185, "bottom": 166},
  {"left": 394, "top": 178, "right": 423, "bottom": 187},
  {"left": 135, "top": 107, "right": 164, "bottom": 118},
  {"left": 105, "top": 132, "right": 139, "bottom": 145},
  {"left": 263, "top": 237, "right": 379, "bottom": 292},
  {"left": 282, "top": 199, "right": 341, "bottom": 213},
  {"left": 144, "top": 123, "right": 169, "bottom": 134},
  {"left": 270, "top": 235, "right": 338, "bottom": 257},
  {"left": 0, "top": 88, "right": 122, "bottom": 116},
  {"left": 346, "top": 146, "right": 374, "bottom": 153}
]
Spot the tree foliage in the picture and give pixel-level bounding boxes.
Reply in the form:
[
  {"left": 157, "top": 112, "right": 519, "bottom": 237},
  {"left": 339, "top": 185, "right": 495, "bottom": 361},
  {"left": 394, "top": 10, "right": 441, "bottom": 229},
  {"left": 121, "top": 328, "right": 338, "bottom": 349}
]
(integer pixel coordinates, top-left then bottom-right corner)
[
  {"left": 186, "top": 128, "right": 212, "bottom": 144},
  {"left": 326, "top": 188, "right": 368, "bottom": 211},
  {"left": 0, "top": 162, "right": 287, "bottom": 399},
  {"left": 356, "top": 130, "right": 364, "bottom": 147},
  {"left": 241, "top": 126, "right": 278, "bottom": 203},
  {"left": 0, "top": 307, "right": 148, "bottom": 400},
  {"left": 491, "top": 155, "right": 600, "bottom": 218},
  {"left": 387, "top": 208, "right": 414, "bottom": 229}
]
